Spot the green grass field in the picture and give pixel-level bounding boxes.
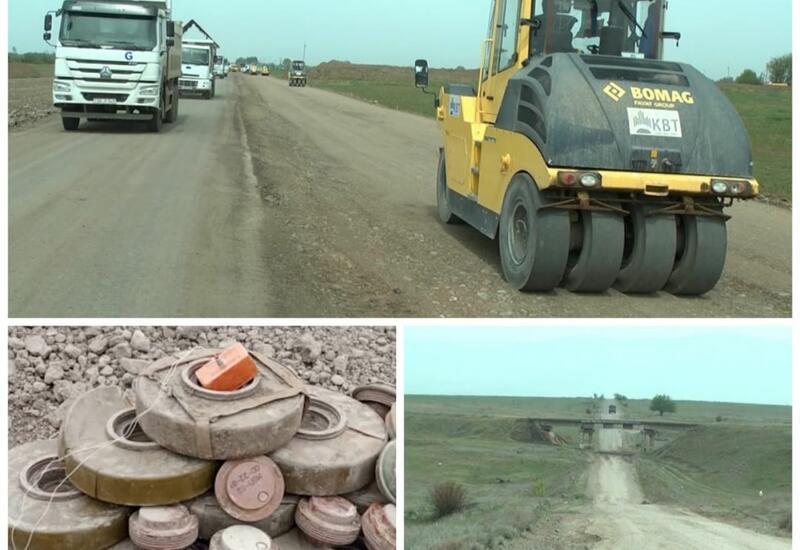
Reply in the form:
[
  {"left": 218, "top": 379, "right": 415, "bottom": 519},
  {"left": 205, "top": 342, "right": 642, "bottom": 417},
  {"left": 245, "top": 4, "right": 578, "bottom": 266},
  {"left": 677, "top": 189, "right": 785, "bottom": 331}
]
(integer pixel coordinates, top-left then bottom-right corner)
[
  {"left": 310, "top": 62, "right": 792, "bottom": 199},
  {"left": 406, "top": 396, "right": 589, "bottom": 549},
  {"left": 406, "top": 395, "right": 793, "bottom": 546}
]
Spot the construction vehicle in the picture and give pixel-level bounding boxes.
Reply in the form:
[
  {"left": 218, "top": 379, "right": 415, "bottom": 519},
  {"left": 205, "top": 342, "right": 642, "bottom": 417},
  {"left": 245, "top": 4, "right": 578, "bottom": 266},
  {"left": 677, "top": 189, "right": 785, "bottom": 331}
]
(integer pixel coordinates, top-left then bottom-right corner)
[
  {"left": 179, "top": 21, "right": 219, "bottom": 99},
  {"left": 44, "top": 0, "right": 182, "bottom": 132},
  {"left": 181, "top": 39, "right": 216, "bottom": 99},
  {"left": 213, "top": 55, "right": 226, "bottom": 79},
  {"left": 288, "top": 60, "right": 307, "bottom": 87},
  {"left": 230, "top": 63, "right": 240, "bottom": 73},
  {"left": 260, "top": 65, "right": 271, "bottom": 76},
  {"left": 249, "top": 64, "right": 259, "bottom": 75},
  {"left": 415, "top": 0, "right": 759, "bottom": 296}
]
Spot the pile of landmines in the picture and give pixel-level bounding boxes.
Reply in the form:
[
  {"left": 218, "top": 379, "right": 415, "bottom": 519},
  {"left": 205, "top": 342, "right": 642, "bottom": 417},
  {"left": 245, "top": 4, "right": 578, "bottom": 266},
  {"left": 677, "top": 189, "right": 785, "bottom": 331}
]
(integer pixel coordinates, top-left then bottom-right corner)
[{"left": 10, "top": 343, "right": 397, "bottom": 550}]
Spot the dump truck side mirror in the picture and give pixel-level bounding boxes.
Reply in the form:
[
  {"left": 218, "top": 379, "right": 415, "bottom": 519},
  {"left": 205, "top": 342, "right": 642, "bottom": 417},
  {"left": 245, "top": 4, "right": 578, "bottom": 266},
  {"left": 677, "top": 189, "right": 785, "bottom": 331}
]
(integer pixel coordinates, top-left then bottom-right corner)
[
  {"left": 44, "top": 14, "right": 52, "bottom": 31},
  {"left": 415, "top": 59, "right": 429, "bottom": 88}
]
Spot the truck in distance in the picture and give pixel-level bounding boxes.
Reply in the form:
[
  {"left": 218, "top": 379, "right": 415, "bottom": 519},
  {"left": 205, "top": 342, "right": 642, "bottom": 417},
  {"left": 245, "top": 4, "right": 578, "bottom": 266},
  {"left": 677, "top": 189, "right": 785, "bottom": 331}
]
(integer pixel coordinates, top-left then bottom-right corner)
[
  {"left": 288, "top": 60, "right": 307, "bottom": 87},
  {"left": 44, "top": 0, "right": 182, "bottom": 132},
  {"left": 180, "top": 38, "right": 216, "bottom": 99}
]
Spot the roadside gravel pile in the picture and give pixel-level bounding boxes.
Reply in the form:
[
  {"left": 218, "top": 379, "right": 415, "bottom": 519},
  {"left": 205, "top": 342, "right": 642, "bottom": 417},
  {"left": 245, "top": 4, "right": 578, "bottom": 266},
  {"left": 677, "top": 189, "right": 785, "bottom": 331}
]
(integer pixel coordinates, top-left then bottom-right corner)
[
  {"left": 8, "top": 326, "right": 396, "bottom": 447},
  {"left": 8, "top": 77, "right": 58, "bottom": 129}
]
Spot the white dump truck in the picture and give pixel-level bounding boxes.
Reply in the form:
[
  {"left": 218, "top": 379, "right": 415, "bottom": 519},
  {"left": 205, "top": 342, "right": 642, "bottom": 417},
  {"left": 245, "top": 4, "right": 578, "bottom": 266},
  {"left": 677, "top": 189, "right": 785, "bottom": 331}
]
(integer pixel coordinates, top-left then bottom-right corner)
[
  {"left": 213, "top": 55, "right": 226, "bottom": 79},
  {"left": 180, "top": 38, "right": 216, "bottom": 99},
  {"left": 44, "top": 0, "right": 182, "bottom": 132}
]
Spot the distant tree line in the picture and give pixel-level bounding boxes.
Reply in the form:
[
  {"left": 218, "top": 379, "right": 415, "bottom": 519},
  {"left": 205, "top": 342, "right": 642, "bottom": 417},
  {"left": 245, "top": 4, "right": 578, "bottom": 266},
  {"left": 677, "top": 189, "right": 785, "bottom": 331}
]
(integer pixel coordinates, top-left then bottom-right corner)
[
  {"left": 719, "top": 53, "right": 792, "bottom": 86},
  {"left": 9, "top": 51, "right": 55, "bottom": 64}
]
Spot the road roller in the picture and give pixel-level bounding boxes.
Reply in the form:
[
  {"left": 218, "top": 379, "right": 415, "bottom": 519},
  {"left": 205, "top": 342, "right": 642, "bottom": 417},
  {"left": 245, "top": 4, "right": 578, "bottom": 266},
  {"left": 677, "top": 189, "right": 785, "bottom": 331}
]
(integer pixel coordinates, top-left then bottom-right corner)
[{"left": 415, "top": 0, "right": 758, "bottom": 295}]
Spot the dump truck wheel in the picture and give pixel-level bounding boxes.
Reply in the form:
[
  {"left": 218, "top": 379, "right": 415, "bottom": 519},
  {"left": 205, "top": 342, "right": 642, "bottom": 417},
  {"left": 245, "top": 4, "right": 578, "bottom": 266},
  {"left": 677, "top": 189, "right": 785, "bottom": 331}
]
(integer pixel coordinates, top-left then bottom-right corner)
[
  {"left": 148, "top": 108, "right": 163, "bottom": 133},
  {"left": 614, "top": 204, "right": 677, "bottom": 293},
  {"left": 499, "top": 173, "right": 570, "bottom": 291},
  {"left": 562, "top": 209, "right": 625, "bottom": 292},
  {"left": 166, "top": 90, "right": 179, "bottom": 123},
  {"left": 436, "top": 151, "right": 460, "bottom": 224},
  {"left": 62, "top": 116, "right": 80, "bottom": 131},
  {"left": 665, "top": 214, "right": 727, "bottom": 295}
]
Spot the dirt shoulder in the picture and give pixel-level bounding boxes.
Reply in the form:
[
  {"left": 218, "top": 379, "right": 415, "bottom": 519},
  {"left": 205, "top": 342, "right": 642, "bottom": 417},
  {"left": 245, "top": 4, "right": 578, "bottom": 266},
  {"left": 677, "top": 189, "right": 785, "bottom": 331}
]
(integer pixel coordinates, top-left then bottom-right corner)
[{"left": 9, "top": 76, "right": 57, "bottom": 130}]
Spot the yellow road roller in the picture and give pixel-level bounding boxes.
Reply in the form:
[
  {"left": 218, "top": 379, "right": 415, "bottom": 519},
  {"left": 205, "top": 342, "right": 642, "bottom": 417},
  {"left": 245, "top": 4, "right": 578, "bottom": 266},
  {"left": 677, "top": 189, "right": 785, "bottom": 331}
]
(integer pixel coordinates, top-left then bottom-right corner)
[{"left": 415, "top": 0, "right": 759, "bottom": 295}]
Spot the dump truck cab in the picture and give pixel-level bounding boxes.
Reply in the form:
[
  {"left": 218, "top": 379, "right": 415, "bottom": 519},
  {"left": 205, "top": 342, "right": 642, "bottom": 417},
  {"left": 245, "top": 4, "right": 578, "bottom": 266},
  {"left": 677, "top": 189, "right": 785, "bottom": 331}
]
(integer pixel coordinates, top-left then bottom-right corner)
[
  {"left": 417, "top": 0, "right": 758, "bottom": 296},
  {"left": 289, "top": 60, "right": 307, "bottom": 87},
  {"left": 180, "top": 39, "right": 216, "bottom": 99}
]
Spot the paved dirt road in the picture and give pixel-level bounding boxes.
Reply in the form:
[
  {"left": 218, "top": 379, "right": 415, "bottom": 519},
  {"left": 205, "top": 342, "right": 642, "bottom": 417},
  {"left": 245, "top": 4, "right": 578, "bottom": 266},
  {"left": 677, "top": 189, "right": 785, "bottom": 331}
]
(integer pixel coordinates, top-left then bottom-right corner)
[{"left": 9, "top": 75, "right": 792, "bottom": 317}]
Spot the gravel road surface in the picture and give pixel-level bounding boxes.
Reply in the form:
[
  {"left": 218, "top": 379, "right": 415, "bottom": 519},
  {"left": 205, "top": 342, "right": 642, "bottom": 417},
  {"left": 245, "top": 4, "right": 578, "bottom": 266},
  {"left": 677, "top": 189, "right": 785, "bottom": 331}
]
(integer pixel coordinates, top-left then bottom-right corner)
[{"left": 9, "top": 75, "right": 792, "bottom": 317}]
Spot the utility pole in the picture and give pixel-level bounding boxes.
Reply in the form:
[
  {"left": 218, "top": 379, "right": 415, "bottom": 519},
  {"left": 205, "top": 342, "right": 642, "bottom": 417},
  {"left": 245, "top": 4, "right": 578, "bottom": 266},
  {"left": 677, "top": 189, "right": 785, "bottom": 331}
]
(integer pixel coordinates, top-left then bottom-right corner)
[{"left": 303, "top": 43, "right": 306, "bottom": 62}]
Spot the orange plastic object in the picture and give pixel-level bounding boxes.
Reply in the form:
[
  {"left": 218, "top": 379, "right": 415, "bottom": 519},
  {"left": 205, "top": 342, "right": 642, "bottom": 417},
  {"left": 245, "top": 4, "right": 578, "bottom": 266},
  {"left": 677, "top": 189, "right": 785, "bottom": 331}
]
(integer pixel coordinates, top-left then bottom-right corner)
[{"left": 196, "top": 343, "right": 257, "bottom": 392}]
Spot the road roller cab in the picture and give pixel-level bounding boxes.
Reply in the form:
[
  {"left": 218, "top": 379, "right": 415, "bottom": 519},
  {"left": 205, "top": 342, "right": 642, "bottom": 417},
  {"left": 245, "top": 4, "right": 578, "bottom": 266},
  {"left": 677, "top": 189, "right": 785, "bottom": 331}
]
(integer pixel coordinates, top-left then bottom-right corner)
[{"left": 416, "top": 0, "right": 758, "bottom": 295}]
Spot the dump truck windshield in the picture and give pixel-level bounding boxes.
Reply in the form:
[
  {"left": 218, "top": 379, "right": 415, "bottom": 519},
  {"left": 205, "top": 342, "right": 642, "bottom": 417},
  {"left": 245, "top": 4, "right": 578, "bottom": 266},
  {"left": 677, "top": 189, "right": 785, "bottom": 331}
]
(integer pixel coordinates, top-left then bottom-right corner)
[
  {"left": 292, "top": 62, "right": 305, "bottom": 72},
  {"left": 60, "top": 12, "right": 157, "bottom": 50},
  {"left": 534, "top": 0, "right": 663, "bottom": 59},
  {"left": 183, "top": 48, "right": 210, "bottom": 66}
]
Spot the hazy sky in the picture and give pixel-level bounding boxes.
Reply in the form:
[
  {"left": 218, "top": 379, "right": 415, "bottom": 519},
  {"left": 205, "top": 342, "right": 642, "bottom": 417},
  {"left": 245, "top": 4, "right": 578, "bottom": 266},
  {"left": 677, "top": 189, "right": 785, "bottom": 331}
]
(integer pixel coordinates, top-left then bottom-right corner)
[
  {"left": 7, "top": 0, "right": 793, "bottom": 79},
  {"left": 405, "top": 325, "right": 792, "bottom": 406}
]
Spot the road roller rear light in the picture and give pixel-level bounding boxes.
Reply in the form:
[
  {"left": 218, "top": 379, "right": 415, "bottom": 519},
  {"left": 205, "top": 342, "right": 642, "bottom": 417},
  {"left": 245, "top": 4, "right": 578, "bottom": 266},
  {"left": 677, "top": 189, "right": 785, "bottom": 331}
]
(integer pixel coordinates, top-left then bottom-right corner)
[
  {"left": 711, "top": 180, "right": 729, "bottom": 194},
  {"left": 557, "top": 171, "right": 577, "bottom": 186},
  {"left": 196, "top": 342, "right": 257, "bottom": 392},
  {"left": 579, "top": 172, "right": 601, "bottom": 188}
]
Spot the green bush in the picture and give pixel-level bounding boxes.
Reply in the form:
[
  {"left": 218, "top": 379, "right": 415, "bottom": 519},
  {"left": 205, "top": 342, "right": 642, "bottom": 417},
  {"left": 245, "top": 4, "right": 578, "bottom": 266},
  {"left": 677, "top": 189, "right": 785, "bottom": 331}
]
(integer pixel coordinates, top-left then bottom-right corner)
[
  {"left": 735, "top": 69, "right": 762, "bottom": 85},
  {"left": 429, "top": 481, "right": 468, "bottom": 518},
  {"left": 532, "top": 479, "right": 546, "bottom": 497}
]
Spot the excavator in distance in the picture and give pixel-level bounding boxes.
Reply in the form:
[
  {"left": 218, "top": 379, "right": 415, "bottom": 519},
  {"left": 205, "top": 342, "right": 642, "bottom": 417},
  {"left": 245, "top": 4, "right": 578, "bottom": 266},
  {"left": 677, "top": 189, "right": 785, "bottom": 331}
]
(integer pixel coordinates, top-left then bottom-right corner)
[{"left": 416, "top": 0, "right": 759, "bottom": 295}]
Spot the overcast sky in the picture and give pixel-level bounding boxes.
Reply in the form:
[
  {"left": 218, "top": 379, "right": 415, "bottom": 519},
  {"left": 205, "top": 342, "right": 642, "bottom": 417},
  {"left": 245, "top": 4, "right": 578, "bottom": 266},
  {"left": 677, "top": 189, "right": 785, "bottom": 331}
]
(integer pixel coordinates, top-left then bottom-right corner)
[
  {"left": 7, "top": 0, "right": 793, "bottom": 79},
  {"left": 405, "top": 325, "right": 792, "bottom": 406}
]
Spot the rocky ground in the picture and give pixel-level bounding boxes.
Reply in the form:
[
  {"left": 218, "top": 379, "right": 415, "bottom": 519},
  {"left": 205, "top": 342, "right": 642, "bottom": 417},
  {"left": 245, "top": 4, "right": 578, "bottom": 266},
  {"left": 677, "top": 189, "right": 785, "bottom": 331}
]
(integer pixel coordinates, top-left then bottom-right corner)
[
  {"left": 8, "top": 326, "right": 396, "bottom": 447},
  {"left": 9, "top": 77, "right": 57, "bottom": 129}
]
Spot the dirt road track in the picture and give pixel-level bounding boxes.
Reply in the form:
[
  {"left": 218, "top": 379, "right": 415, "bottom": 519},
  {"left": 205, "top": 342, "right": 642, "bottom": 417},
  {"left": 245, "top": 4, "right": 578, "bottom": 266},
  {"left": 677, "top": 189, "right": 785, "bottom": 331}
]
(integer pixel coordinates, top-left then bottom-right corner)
[
  {"left": 9, "top": 75, "right": 792, "bottom": 317},
  {"left": 579, "top": 454, "right": 790, "bottom": 550}
]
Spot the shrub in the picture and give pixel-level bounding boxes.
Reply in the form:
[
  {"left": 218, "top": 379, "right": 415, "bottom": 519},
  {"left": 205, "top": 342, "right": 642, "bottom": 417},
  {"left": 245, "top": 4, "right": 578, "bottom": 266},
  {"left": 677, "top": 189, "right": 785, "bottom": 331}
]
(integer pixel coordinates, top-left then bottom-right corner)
[
  {"left": 715, "top": 415, "right": 724, "bottom": 422},
  {"left": 429, "top": 481, "right": 467, "bottom": 518},
  {"left": 735, "top": 69, "right": 762, "bottom": 85},
  {"left": 532, "top": 479, "right": 546, "bottom": 497}
]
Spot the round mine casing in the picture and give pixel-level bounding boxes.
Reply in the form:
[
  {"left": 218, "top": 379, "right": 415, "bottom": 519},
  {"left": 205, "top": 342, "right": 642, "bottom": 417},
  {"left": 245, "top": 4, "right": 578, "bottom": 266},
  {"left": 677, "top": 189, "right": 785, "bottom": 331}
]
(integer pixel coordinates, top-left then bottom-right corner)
[
  {"left": 375, "top": 440, "right": 396, "bottom": 504},
  {"left": 271, "top": 386, "right": 387, "bottom": 495},
  {"left": 59, "top": 386, "right": 215, "bottom": 506},
  {"left": 135, "top": 349, "right": 306, "bottom": 460},
  {"left": 362, "top": 503, "right": 396, "bottom": 550},
  {"left": 9, "top": 440, "right": 129, "bottom": 550},
  {"left": 352, "top": 384, "right": 396, "bottom": 419},
  {"left": 129, "top": 505, "right": 199, "bottom": 550},
  {"left": 210, "top": 525, "right": 273, "bottom": 550},
  {"left": 274, "top": 528, "right": 333, "bottom": 550},
  {"left": 111, "top": 539, "right": 208, "bottom": 549},
  {"left": 188, "top": 492, "right": 299, "bottom": 540},
  {"left": 343, "top": 481, "right": 388, "bottom": 514},
  {"left": 295, "top": 497, "right": 361, "bottom": 546},
  {"left": 385, "top": 404, "right": 396, "bottom": 440},
  {"left": 214, "top": 456, "right": 285, "bottom": 522}
]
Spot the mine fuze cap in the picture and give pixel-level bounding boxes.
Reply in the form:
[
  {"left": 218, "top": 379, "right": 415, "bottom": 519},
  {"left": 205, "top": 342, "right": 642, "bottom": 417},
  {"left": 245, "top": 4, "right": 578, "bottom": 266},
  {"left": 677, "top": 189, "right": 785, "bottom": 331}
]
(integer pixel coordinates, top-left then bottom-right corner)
[{"left": 196, "top": 342, "right": 257, "bottom": 392}]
